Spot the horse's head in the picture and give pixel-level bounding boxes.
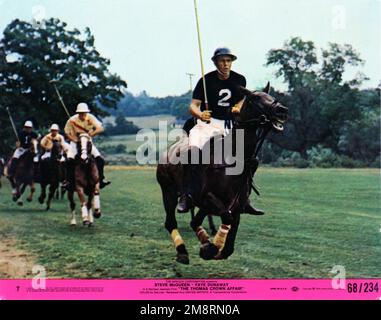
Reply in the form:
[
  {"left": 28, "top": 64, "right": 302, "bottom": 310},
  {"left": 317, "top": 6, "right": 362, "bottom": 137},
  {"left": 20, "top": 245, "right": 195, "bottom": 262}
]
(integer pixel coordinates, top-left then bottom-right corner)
[
  {"left": 236, "top": 82, "right": 288, "bottom": 132},
  {"left": 78, "top": 133, "right": 93, "bottom": 162},
  {"left": 51, "top": 140, "right": 62, "bottom": 161}
]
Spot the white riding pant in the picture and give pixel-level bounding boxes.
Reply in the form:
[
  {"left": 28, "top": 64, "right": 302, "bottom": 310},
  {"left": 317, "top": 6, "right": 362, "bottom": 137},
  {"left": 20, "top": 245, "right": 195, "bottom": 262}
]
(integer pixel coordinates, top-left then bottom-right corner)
[
  {"left": 13, "top": 148, "right": 39, "bottom": 162},
  {"left": 13, "top": 148, "right": 27, "bottom": 159},
  {"left": 189, "top": 118, "right": 232, "bottom": 149},
  {"left": 67, "top": 141, "right": 101, "bottom": 159},
  {"left": 41, "top": 152, "right": 66, "bottom": 162},
  {"left": 41, "top": 141, "right": 70, "bottom": 161}
]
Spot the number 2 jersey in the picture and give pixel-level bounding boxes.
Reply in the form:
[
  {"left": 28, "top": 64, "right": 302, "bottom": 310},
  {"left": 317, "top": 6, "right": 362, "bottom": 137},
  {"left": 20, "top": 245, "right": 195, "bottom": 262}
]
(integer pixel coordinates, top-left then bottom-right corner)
[{"left": 192, "top": 70, "right": 247, "bottom": 121}]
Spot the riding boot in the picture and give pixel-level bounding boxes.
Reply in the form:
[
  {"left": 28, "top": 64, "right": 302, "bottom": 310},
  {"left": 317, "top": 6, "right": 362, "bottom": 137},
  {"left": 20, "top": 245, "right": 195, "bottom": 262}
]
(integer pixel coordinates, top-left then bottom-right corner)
[
  {"left": 95, "top": 157, "right": 111, "bottom": 189},
  {"left": 177, "top": 164, "right": 194, "bottom": 213},
  {"left": 242, "top": 200, "right": 265, "bottom": 216},
  {"left": 8, "top": 158, "right": 19, "bottom": 178},
  {"left": 177, "top": 149, "right": 200, "bottom": 213},
  {"left": 65, "top": 159, "right": 75, "bottom": 192}
]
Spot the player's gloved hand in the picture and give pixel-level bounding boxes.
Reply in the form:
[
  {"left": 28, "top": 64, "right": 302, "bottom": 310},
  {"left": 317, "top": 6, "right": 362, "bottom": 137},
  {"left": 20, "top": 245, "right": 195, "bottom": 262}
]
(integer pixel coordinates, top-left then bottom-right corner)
[
  {"left": 16, "top": 141, "right": 21, "bottom": 148},
  {"left": 200, "top": 110, "right": 212, "bottom": 122}
]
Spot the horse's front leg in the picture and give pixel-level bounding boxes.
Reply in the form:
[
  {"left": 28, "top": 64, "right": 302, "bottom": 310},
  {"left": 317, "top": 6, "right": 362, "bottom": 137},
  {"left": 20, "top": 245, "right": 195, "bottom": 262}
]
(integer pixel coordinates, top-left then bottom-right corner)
[
  {"left": 191, "top": 209, "right": 220, "bottom": 261},
  {"left": 68, "top": 191, "right": 77, "bottom": 226},
  {"left": 214, "top": 213, "right": 240, "bottom": 260},
  {"left": 77, "top": 186, "right": 89, "bottom": 226},
  {"left": 9, "top": 178, "right": 19, "bottom": 202},
  {"left": 38, "top": 183, "right": 47, "bottom": 205},
  {"left": 26, "top": 182, "right": 36, "bottom": 202},
  {"left": 162, "top": 183, "right": 189, "bottom": 265},
  {"left": 93, "top": 183, "right": 101, "bottom": 219},
  {"left": 208, "top": 214, "right": 217, "bottom": 235},
  {"left": 17, "top": 183, "right": 28, "bottom": 206},
  {"left": 87, "top": 193, "right": 94, "bottom": 226},
  {"left": 46, "top": 182, "right": 58, "bottom": 211}
]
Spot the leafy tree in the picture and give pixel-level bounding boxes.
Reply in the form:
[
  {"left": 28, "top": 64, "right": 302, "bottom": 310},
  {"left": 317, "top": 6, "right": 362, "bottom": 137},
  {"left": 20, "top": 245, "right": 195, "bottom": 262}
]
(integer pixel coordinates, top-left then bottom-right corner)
[
  {"left": 266, "top": 37, "right": 366, "bottom": 159},
  {"left": 337, "top": 89, "right": 380, "bottom": 164},
  {"left": 0, "top": 18, "right": 127, "bottom": 155},
  {"left": 105, "top": 114, "right": 140, "bottom": 135}
]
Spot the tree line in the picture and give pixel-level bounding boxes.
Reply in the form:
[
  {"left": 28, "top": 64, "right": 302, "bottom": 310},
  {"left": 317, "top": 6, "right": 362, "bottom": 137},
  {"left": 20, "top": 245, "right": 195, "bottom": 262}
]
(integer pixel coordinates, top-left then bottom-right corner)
[{"left": 0, "top": 18, "right": 379, "bottom": 167}]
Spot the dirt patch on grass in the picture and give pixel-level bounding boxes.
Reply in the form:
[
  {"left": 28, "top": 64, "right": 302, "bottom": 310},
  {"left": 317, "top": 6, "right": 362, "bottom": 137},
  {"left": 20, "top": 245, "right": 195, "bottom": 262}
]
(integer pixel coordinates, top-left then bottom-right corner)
[{"left": 0, "top": 237, "right": 36, "bottom": 278}]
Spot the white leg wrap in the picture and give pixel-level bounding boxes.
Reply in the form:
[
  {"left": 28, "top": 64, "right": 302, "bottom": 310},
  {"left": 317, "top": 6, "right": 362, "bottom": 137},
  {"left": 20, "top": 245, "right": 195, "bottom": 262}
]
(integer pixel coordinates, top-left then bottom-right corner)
[
  {"left": 89, "top": 209, "right": 94, "bottom": 224},
  {"left": 94, "top": 195, "right": 100, "bottom": 211},
  {"left": 81, "top": 205, "right": 88, "bottom": 220},
  {"left": 70, "top": 210, "right": 77, "bottom": 226}
]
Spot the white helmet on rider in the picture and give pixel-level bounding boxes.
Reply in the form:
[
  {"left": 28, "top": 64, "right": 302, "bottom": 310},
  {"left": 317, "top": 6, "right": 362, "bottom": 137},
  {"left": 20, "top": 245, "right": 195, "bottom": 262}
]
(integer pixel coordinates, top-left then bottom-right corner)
[
  {"left": 24, "top": 121, "right": 33, "bottom": 128},
  {"left": 50, "top": 124, "right": 59, "bottom": 131},
  {"left": 76, "top": 103, "right": 90, "bottom": 113}
]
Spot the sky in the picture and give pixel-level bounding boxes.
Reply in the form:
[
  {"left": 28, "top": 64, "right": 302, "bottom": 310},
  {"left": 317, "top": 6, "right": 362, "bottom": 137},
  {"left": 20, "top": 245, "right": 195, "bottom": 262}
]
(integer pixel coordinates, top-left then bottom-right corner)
[{"left": 0, "top": 0, "right": 380, "bottom": 97}]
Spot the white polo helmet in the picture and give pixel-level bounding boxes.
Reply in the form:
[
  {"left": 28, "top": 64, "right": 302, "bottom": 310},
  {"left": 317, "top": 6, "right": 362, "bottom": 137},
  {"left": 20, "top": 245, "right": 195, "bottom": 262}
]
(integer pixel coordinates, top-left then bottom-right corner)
[
  {"left": 50, "top": 124, "right": 59, "bottom": 131},
  {"left": 24, "top": 121, "right": 33, "bottom": 128},
  {"left": 76, "top": 102, "right": 90, "bottom": 113}
]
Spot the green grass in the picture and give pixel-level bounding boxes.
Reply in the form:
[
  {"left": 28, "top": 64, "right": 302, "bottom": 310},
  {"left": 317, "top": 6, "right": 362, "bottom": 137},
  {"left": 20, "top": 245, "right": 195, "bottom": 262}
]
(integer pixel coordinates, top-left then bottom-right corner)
[{"left": 0, "top": 168, "right": 380, "bottom": 279}]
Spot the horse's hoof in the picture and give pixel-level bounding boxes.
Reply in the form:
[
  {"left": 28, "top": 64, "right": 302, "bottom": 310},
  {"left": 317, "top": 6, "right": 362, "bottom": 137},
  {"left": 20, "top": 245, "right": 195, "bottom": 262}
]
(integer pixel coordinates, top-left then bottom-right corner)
[
  {"left": 199, "top": 242, "right": 219, "bottom": 261},
  {"left": 17, "top": 201, "right": 23, "bottom": 207},
  {"left": 27, "top": 198, "right": 33, "bottom": 203},
  {"left": 38, "top": 197, "right": 44, "bottom": 204},
  {"left": 176, "top": 253, "right": 190, "bottom": 265},
  {"left": 46, "top": 207, "right": 50, "bottom": 211},
  {"left": 70, "top": 220, "right": 77, "bottom": 227},
  {"left": 83, "top": 220, "right": 90, "bottom": 226},
  {"left": 12, "top": 197, "right": 17, "bottom": 202},
  {"left": 94, "top": 211, "right": 102, "bottom": 219}
]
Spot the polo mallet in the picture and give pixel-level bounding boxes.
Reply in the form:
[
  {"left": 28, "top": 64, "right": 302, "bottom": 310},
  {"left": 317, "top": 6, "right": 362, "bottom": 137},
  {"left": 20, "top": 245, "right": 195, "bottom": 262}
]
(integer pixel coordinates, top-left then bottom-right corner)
[
  {"left": 50, "top": 80, "right": 71, "bottom": 119},
  {"left": 193, "top": 0, "right": 211, "bottom": 122},
  {"left": 6, "top": 107, "right": 20, "bottom": 142}
]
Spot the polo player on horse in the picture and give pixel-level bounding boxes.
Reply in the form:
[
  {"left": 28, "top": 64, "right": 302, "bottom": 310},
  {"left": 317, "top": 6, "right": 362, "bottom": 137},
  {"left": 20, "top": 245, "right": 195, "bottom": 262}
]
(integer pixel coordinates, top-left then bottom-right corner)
[
  {"left": 39, "top": 124, "right": 69, "bottom": 210},
  {"left": 40, "top": 124, "right": 69, "bottom": 161},
  {"left": 177, "top": 47, "right": 264, "bottom": 216},
  {"left": 7, "top": 121, "right": 39, "bottom": 179},
  {"left": 64, "top": 103, "right": 110, "bottom": 191}
]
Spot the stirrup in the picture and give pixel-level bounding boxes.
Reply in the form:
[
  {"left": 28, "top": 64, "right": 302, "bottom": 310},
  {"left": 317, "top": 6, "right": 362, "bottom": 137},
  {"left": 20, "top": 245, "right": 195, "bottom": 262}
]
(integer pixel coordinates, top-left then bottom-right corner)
[{"left": 100, "top": 180, "right": 111, "bottom": 189}]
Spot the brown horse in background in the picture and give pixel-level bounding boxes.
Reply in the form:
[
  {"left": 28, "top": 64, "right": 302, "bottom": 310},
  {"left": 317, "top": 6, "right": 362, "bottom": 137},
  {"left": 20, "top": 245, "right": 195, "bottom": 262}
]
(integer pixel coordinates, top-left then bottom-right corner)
[
  {"left": 6, "top": 139, "right": 39, "bottom": 206},
  {"left": 157, "top": 83, "right": 288, "bottom": 265},
  {"left": 68, "top": 133, "right": 101, "bottom": 227},
  {"left": 38, "top": 140, "right": 64, "bottom": 211}
]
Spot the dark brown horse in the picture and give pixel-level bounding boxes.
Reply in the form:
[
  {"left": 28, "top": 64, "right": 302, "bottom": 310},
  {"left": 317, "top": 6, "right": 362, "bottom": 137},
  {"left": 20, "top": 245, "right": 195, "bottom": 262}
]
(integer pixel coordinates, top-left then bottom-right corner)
[
  {"left": 7, "top": 139, "right": 39, "bottom": 206},
  {"left": 157, "top": 83, "right": 288, "bottom": 264},
  {"left": 38, "top": 140, "right": 64, "bottom": 211},
  {"left": 68, "top": 133, "right": 101, "bottom": 227}
]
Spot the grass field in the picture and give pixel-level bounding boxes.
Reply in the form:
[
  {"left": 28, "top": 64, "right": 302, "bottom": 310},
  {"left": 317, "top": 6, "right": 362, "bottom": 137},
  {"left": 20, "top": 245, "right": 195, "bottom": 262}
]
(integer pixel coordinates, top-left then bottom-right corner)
[{"left": 0, "top": 168, "right": 380, "bottom": 279}]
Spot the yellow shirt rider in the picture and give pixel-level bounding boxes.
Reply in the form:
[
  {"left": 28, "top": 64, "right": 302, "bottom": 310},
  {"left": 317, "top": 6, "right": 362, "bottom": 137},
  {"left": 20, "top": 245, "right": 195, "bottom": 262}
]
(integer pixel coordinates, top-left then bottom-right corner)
[
  {"left": 64, "top": 103, "right": 110, "bottom": 189},
  {"left": 40, "top": 124, "right": 69, "bottom": 161}
]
